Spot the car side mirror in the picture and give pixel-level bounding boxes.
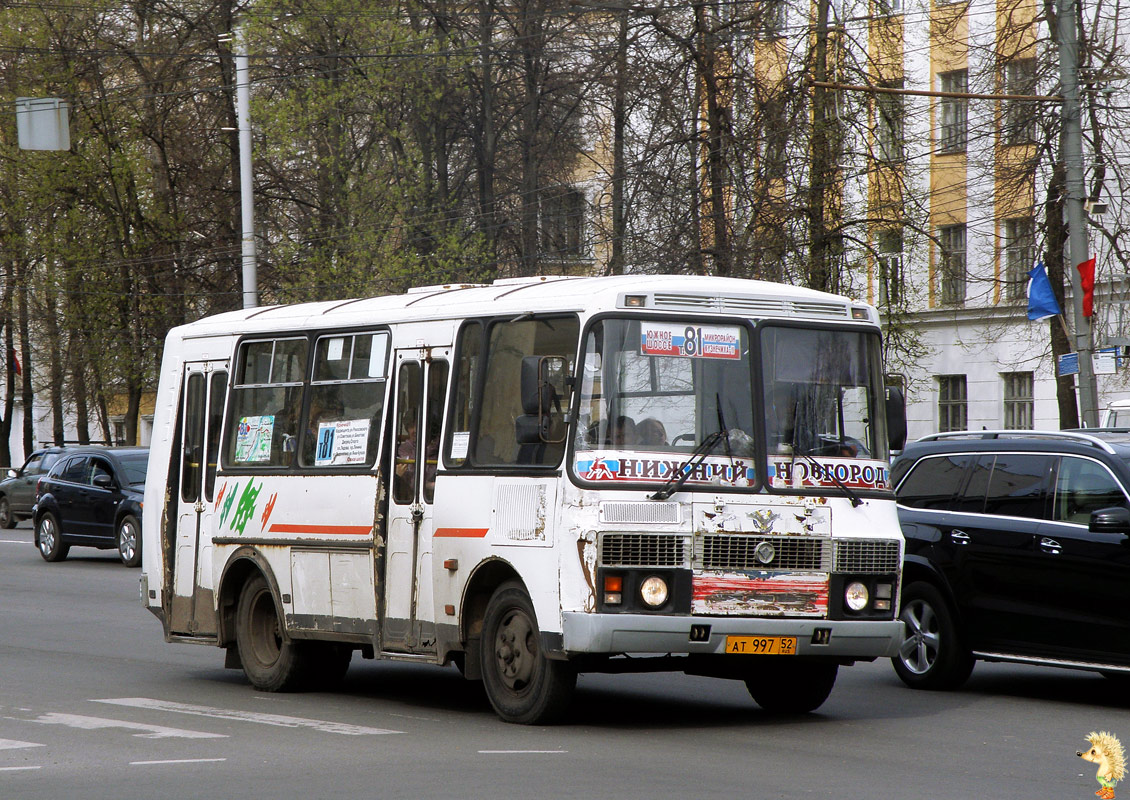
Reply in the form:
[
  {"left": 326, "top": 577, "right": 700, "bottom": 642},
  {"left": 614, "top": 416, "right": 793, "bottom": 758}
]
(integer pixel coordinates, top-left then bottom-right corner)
[
  {"left": 6, "top": 468, "right": 15, "bottom": 479},
  {"left": 92, "top": 473, "right": 114, "bottom": 489},
  {"left": 1089, "top": 506, "right": 1130, "bottom": 535}
]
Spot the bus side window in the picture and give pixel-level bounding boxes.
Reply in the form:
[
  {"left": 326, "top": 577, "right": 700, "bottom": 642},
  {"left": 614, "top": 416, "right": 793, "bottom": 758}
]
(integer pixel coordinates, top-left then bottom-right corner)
[
  {"left": 445, "top": 322, "right": 482, "bottom": 468},
  {"left": 225, "top": 337, "right": 308, "bottom": 469},
  {"left": 301, "top": 331, "right": 389, "bottom": 468},
  {"left": 393, "top": 362, "right": 422, "bottom": 504},
  {"left": 474, "top": 315, "right": 578, "bottom": 467},
  {"left": 423, "top": 361, "right": 448, "bottom": 504}
]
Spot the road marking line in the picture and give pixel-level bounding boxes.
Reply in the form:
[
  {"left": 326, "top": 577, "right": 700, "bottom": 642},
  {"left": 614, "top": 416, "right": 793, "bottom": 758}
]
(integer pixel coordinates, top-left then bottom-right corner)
[
  {"left": 93, "top": 698, "right": 402, "bottom": 736},
  {"left": 0, "top": 739, "right": 45, "bottom": 750},
  {"left": 31, "top": 713, "right": 227, "bottom": 739},
  {"left": 0, "top": 539, "right": 27, "bottom": 544},
  {"left": 130, "top": 758, "right": 227, "bottom": 766},
  {"left": 0, "top": 766, "right": 42, "bottom": 771},
  {"left": 479, "top": 750, "right": 568, "bottom": 754}
]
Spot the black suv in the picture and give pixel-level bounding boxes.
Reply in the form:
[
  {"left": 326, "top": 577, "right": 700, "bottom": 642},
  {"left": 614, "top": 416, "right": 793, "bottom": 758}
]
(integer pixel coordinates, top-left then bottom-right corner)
[
  {"left": 33, "top": 446, "right": 149, "bottom": 567},
  {"left": 890, "top": 430, "right": 1130, "bottom": 689}
]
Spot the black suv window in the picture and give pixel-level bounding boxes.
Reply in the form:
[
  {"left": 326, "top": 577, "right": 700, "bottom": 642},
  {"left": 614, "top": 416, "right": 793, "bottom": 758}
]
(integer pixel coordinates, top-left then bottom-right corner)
[
  {"left": 982, "top": 454, "right": 1053, "bottom": 519},
  {"left": 896, "top": 454, "right": 970, "bottom": 509},
  {"left": 1053, "top": 456, "right": 1128, "bottom": 524},
  {"left": 59, "top": 456, "right": 89, "bottom": 484},
  {"left": 91, "top": 458, "right": 113, "bottom": 486}
]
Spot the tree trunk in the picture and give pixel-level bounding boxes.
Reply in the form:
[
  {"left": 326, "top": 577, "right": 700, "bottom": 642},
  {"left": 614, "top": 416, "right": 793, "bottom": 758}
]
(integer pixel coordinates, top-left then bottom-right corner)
[{"left": 1045, "top": 162, "right": 1079, "bottom": 428}]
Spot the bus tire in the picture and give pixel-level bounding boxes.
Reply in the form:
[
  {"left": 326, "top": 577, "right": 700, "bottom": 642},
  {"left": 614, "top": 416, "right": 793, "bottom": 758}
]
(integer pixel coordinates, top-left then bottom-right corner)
[
  {"left": 481, "top": 583, "right": 575, "bottom": 725},
  {"left": 235, "top": 574, "right": 311, "bottom": 692},
  {"left": 746, "top": 661, "right": 838, "bottom": 714}
]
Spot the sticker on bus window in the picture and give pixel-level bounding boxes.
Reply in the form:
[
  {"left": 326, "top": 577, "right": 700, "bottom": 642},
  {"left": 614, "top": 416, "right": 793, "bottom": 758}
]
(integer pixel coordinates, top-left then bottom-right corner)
[
  {"left": 640, "top": 323, "right": 741, "bottom": 360},
  {"left": 235, "top": 415, "right": 275, "bottom": 463},
  {"left": 450, "top": 431, "right": 470, "bottom": 460},
  {"left": 314, "top": 419, "right": 371, "bottom": 466}
]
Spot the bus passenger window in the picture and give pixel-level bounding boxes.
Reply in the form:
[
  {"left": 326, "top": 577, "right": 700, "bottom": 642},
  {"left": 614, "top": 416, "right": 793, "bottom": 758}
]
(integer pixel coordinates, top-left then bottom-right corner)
[
  {"left": 445, "top": 323, "right": 482, "bottom": 468},
  {"left": 301, "top": 331, "right": 389, "bottom": 468},
  {"left": 393, "top": 362, "right": 422, "bottom": 504},
  {"left": 225, "top": 337, "right": 308, "bottom": 468}
]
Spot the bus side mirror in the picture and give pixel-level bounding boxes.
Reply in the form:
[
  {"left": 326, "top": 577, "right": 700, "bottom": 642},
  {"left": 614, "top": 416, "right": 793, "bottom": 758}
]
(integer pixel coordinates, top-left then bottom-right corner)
[
  {"left": 518, "top": 356, "right": 565, "bottom": 445},
  {"left": 886, "top": 386, "right": 907, "bottom": 453}
]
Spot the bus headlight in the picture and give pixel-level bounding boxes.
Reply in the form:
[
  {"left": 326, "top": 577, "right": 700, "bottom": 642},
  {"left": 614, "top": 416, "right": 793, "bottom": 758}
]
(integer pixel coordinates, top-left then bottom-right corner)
[
  {"left": 845, "top": 581, "right": 870, "bottom": 611},
  {"left": 640, "top": 576, "right": 669, "bottom": 607}
]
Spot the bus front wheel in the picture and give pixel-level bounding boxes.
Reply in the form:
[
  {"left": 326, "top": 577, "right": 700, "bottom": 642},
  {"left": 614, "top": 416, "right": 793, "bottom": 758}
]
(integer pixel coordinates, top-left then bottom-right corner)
[
  {"left": 235, "top": 574, "right": 311, "bottom": 692},
  {"left": 481, "top": 583, "right": 575, "bottom": 725},
  {"left": 746, "top": 661, "right": 838, "bottom": 714}
]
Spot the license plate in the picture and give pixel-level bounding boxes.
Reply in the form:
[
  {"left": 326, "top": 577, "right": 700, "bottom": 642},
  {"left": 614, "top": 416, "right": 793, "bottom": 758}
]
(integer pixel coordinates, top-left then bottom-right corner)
[{"left": 725, "top": 635, "right": 797, "bottom": 655}]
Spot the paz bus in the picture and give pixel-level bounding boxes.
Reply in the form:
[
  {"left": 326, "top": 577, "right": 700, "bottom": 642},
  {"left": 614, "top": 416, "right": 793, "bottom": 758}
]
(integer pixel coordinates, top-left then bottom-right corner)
[{"left": 140, "top": 274, "right": 907, "bottom": 724}]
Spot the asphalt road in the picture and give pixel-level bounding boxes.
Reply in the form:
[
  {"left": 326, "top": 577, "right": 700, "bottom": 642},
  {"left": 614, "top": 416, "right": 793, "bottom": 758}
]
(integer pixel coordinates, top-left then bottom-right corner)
[{"left": 1, "top": 521, "right": 1127, "bottom": 800}]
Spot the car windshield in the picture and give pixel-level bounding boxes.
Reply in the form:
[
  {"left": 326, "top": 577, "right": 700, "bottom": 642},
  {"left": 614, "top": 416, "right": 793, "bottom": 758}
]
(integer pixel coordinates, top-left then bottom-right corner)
[
  {"left": 761, "top": 326, "right": 888, "bottom": 461},
  {"left": 116, "top": 453, "right": 149, "bottom": 485}
]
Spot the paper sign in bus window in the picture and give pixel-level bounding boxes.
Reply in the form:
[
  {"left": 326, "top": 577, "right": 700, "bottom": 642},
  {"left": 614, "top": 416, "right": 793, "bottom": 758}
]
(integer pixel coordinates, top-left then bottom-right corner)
[
  {"left": 640, "top": 323, "right": 740, "bottom": 359},
  {"left": 235, "top": 415, "right": 275, "bottom": 463},
  {"left": 315, "top": 419, "right": 372, "bottom": 466}
]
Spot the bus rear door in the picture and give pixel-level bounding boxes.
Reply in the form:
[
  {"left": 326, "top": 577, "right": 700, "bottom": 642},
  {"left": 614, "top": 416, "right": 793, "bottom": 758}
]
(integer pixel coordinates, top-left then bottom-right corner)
[{"left": 168, "top": 360, "right": 228, "bottom": 638}]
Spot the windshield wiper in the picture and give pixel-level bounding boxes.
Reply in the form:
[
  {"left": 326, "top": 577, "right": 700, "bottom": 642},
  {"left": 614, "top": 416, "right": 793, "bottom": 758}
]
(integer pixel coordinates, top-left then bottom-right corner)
[
  {"left": 649, "top": 428, "right": 726, "bottom": 501},
  {"left": 793, "top": 450, "right": 863, "bottom": 508}
]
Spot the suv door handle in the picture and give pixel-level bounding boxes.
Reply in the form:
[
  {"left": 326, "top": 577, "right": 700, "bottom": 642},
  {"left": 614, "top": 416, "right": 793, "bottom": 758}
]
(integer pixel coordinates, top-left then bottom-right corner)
[
  {"left": 950, "top": 530, "right": 970, "bottom": 545},
  {"left": 1040, "top": 537, "right": 1062, "bottom": 555}
]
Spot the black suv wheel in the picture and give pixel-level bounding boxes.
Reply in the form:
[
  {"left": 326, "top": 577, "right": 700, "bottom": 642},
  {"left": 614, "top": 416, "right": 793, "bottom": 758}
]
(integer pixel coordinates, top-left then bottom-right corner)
[{"left": 893, "top": 581, "right": 974, "bottom": 690}]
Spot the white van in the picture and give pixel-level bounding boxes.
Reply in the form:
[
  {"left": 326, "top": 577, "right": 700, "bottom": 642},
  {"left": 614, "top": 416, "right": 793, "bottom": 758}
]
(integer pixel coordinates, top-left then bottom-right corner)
[{"left": 1102, "top": 399, "right": 1130, "bottom": 427}]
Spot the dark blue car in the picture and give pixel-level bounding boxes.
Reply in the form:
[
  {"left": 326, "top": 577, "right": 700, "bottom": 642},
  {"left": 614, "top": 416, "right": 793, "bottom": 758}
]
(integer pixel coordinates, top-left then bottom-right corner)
[{"left": 33, "top": 446, "right": 149, "bottom": 567}]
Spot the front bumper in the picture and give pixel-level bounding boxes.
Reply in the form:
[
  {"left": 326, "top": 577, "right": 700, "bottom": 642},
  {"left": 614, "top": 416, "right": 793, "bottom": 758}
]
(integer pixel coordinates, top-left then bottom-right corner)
[{"left": 562, "top": 611, "right": 904, "bottom": 659}]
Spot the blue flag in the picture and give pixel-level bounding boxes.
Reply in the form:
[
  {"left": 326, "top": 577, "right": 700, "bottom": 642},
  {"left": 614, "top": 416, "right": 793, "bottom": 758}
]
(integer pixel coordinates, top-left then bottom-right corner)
[{"left": 1027, "top": 262, "right": 1061, "bottom": 321}]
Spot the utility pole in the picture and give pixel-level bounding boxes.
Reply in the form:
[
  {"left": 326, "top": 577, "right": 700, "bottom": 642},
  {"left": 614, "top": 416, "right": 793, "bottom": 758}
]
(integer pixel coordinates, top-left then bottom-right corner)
[
  {"left": 235, "top": 24, "right": 259, "bottom": 309},
  {"left": 1057, "top": 0, "right": 1098, "bottom": 426}
]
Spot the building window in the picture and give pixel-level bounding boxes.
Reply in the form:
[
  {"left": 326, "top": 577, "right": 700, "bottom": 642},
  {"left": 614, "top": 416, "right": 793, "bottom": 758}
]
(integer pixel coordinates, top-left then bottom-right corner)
[
  {"left": 759, "top": 0, "right": 787, "bottom": 38},
  {"left": 938, "top": 375, "right": 968, "bottom": 432},
  {"left": 939, "top": 70, "right": 968, "bottom": 153},
  {"left": 1003, "top": 371, "right": 1034, "bottom": 429},
  {"left": 877, "top": 229, "right": 903, "bottom": 307},
  {"left": 938, "top": 224, "right": 967, "bottom": 306},
  {"left": 1004, "top": 58, "right": 1037, "bottom": 144},
  {"left": 876, "top": 82, "right": 905, "bottom": 162},
  {"left": 540, "top": 186, "right": 585, "bottom": 258},
  {"left": 875, "top": 0, "right": 903, "bottom": 15},
  {"left": 1003, "top": 218, "right": 1035, "bottom": 302},
  {"left": 760, "top": 95, "right": 789, "bottom": 180}
]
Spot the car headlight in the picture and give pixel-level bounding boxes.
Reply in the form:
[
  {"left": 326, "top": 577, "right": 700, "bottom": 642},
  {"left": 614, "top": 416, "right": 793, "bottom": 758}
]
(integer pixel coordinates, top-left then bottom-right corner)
[
  {"left": 640, "top": 576, "right": 669, "bottom": 607},
  {"left": 845, "top": 581, "right": 870, "bottom": 611}
]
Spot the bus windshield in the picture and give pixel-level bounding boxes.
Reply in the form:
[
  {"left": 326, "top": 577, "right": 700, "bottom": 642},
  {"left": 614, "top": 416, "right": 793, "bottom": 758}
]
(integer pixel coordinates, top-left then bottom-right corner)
[
  {"left": 573, "top": 317, "right": 889, "bottom": 491},
  {"left": 574, "top": 317, "right": 758, "bottom": 488},
  {"left": 761, "top": 325, "right": 889, "bottom": 462}
]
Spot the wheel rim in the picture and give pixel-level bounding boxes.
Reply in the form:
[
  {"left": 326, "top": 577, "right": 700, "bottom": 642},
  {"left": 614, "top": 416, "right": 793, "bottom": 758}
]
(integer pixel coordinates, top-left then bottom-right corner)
[
  {"left": 247, "top": 588, "right": 283, "bottom": 668},
  {"left": 898, "top": 598, "right": 941, "bottom": 675},
  {"left": 493, "top": 606, "right": 537, "bottom": 693},
  {"left": 38, "top": 517, "right": 56, "bottom": 556},
  {"left": 0, "top": 497, "right": 9, "bottom": 524},
  {"left": 118, "top": 520, "right": 138, "bottom": 562}
]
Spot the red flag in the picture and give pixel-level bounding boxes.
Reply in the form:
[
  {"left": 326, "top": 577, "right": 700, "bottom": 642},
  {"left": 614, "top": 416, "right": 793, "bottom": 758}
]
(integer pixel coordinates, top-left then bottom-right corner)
[{"left": 1077, "top": 257, "right": 1096, "bottom": 317}]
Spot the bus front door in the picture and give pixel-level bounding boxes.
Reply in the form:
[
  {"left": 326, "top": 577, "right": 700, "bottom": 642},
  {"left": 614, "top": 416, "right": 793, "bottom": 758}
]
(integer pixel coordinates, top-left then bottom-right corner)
[
  {"left": 168, "top": 361, "right": 228, "bottom": 638},
  {"left": 383, "top": 350, "right": 448, "bottom": 654}
]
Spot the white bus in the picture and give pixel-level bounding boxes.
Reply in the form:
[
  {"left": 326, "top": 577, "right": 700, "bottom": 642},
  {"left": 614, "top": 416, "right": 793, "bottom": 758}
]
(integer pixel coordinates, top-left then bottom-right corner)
[{"left": 141, "top": 274, "right": 907, "bottom": 724}]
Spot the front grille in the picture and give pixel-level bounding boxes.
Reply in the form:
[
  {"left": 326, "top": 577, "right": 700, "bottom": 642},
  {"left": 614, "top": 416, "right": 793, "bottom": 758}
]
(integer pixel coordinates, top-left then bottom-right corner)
[
  {"left": 600, "top": 534, "right": 686, "bottom": 567},
  {"left": 650, "top": 292, "right": 850, "bottom": 321},
  {"left": 699, "top": 535, "right": 830, "bottom": 572},
  {"left": 833, "top": 539, "right": 901, "bottom": 573}
]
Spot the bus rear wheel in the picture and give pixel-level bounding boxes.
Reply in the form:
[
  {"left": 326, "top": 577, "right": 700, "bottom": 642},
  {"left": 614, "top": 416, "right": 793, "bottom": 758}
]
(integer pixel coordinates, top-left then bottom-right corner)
[
  {"left": 481, "top": 583, "right": 575, "bottom": 725},
  {"left": 746, "top": 661, "right": 838, "bottom": 714},
  {"left": 235, "top": 574, "right": 311, "bottom": 692}
]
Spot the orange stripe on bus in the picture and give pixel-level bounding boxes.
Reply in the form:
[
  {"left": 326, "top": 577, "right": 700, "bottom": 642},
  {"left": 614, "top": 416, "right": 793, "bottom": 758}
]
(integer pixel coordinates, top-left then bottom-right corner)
[
  {"left": 433, "top": 527, "right": 489, "bottom": 538},
  {"left": 268, "top": 524, "right": 373, "bottom": 536}
]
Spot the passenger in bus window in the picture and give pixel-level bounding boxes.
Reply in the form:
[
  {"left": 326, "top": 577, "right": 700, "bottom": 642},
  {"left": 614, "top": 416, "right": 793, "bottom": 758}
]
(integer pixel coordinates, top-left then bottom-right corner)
[
  {"left": 609, "top": 415, "right": 637, "bottom": 446},
  {"left": 636, "top": 418, "right": 667, "bottom": 447}
]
